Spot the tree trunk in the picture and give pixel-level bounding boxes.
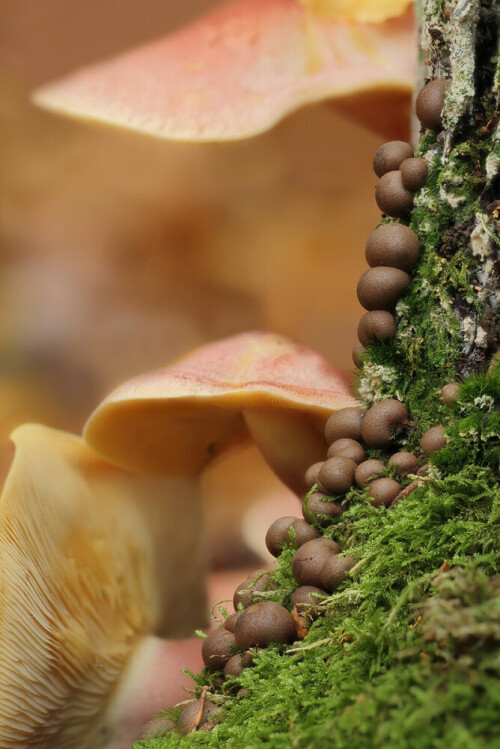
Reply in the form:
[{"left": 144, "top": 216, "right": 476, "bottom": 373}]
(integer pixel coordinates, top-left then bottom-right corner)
[{"left": 358, "top": 0, "right": 498, "bottom": 430}]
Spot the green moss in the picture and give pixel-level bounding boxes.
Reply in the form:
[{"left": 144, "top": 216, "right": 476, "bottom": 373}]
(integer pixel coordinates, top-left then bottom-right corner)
[
  {"left": 135, "top": 361, "right": 499, "bottom": 748},
  {"left": 134, "top": 4, "right": 499, "bottom": 745}
]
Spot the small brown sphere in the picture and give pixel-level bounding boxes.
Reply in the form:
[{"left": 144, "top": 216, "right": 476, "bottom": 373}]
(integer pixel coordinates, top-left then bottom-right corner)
[
  {"left": 324, "top": 407, "right": 365, "bottom": 443},
  {"left": 354, "top": 459, "right": 385, "bottom": 488},
  {"left": 292, "top": 537, "right": 341, "bottom": 587},
  {"left": 241, "top": 649, "right": 261, "bottom": 667},
  {"left": 361, "top": 399, "right": 409, "bottom": 448},
  {"left": 441, "top": 382, "right": 460, "bottom": 405},
  {"left": 363, "top": 400, "right": 409, "bottom": 445},
  {"left": 223, "top": 653, "right": 246, "bottom": 678},
  {"left": 357, "top": 267, "right": 411, "bottom": 311},
  {"left": 233, "top": 570, "right": 273, "bottom": 610},
  {"left": 304, "top": 461, "right": 323, "bottom": 488},
  {"left": 303, "top": 491, "right": 345, "bottom": 526},
  {"left": 177, "top": 700, "right": 219, "bottom": 734},
  {"left": 234, "top": 602, "right": 295, "bottom": 650},
  {"left": 265, "top": 516, "right": 298, "bottom": 557},
  {"left": 416, "top": 79, "right": 449, "bottom": 131},
  {"left": 320, "top": 555, "right": 356, "bottom": 593},
  {"left": 140, "top": 717, "right": 175, "bottom": 739},
  {"left": 373, "top": 140, "right": 414, "bottom": 178},
  {"left": 388, "top": 451, "right": 419, "bottom": 477},
  {"left": 327, "top": 438, "right": 366, "bottom": 464},
  {"left": 389, "top": 480, "right": 418, "bottom": 509},
  {"left": 400, "top": 157, "right": 428, "bottom": 192},
  {"left": 290, "top": 586, "right": 327, "bottom": 617},
  {"left": 290, "top": 518, "right": 321, "bottom": 546},
  {"left": 318, "top": 456, "right": 357, "bottom": 495},
  {"left": 365, "top": 223, "right": 420, "bottom": 273},
  {"left": 368, "top": 478, "right": 402, "bottom": 507},
  {"left": 352, "top": 342, "right": 366, "bottom": 368},
  {"left": 202, "top": 628, "right": 237, "bottom": 671},
  {"left": 224, "top": 612, "right": 241, "bottom": 633},
  {"left": 375, "top": 171, "right": 414, "bottom": 217},
  {"left": 357, "top": 310, "right": 397, "bottom": 347},
  {"left": 421, "top": 425, "right": 448, "bottom": 456}
]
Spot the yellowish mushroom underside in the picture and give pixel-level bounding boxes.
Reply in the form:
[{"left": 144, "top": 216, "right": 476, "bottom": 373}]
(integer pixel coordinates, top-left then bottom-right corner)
[{"left": 0, "top": 425, "right": 205, "bottom": 748}]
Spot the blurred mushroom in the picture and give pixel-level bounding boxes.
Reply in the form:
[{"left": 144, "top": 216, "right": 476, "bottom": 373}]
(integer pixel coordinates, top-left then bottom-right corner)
[
  {"left": 0, "top": 424, "right": 206, "bottom": 749},
  {"left": 34, "top": 0, "right": 416, "bottom": 142},
  {"left": 84, "top": 331, "right": 357, "bottom": 495}
]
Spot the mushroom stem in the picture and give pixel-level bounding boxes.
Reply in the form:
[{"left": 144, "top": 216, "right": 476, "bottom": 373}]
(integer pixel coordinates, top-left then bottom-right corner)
[
  {"left": 106, "top": 635, "right": 203, "bottom": 749},
  {"left": 244, "top": 407, "right": 326, "bottom": 496}
]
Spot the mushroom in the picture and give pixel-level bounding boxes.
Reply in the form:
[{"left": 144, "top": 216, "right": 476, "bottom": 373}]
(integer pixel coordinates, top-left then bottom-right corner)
[
  {"left": 0, "top": 424, "right": 206, "bottom": 749},
  {"left": 33, "top": 0, "right": 416, "bottom": 143},
  {"left": 83, "top": 332, "right": 357, "bottom": 496}
]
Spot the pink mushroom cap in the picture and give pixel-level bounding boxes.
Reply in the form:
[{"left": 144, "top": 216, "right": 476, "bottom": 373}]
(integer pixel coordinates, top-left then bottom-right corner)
[
  {"left": 34, "top": 0, "right": 416, "bottom": 142},
  {"left": 84, "top": 331, "right": 357, "bottom": 494}
]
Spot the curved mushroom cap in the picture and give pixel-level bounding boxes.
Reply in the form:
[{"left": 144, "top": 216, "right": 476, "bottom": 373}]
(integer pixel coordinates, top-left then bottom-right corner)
[
  {"left": 0, "top": 424, "right": 206, "bottom": 748},
  {"left": 84, "top": 332, "right": 357, "bottom": 494},
  {"left": 297, "top": 0, "right": 410, "bottom": 22},
  {"left": 34, "top": 0, "right": 416, "bottom": 143}
]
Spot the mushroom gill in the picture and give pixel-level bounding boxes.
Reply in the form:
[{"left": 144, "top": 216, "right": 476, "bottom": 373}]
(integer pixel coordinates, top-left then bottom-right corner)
[{"left": 0, "top": 424, "right": 205, "bottom": 748}]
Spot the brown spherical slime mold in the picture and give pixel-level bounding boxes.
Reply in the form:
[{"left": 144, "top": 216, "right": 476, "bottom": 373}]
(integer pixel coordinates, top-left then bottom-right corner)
[
  {"left": 354, "top": 459, "right": 385, "bottom": 488},
  {"left": 201, "top": 628, "right": 237, "bottom": 671},
  {"left": 320, "top": 555, "right": 356, "bottom": 593},
  {"left": 223, "top": 612, "right": 241, "bottom": 633},
  {"left": 324, "top": 407, "right": 365, "bottom": 444},
  {"left": 291, "top": 537, "right": 341, "bottom": 587},
  {"left": 361, "top": 399, "right": 409, "bottom": 448},
  {"left": 303, "top": 491, "right": 345, "bottom": 527},
  {"left": 223, "top": 653, "right": 246, "bottom": 678},
  {"left": 421, "top": 426, "right": 448, "bottom": 456},
  {"left": 234, "top": 602, "right": 295, "bottom": 650},
  {"left": 304, "top": 461, "right": 324, "bottom": 488},
  {"left": 357, "top": 310, "right": 397, "bottom": 346},
  {"left": 365, "top": 223, "right": 420, "bottom": 273},
  {"left": 233, "top": 570, "right": 274, "bottom": 611},
  {"left": 357, "top": 267, "right": 411, "bottom": 311},
  {"left": 375, "top": 171, "right": 414, "bottom": 217},
  {"left": 388, "top": 451, "right": 419, "bottom": 477},
  {"left": 368, "top": 478, "right": 402, "bottom": 507},
  {"left": 290, "top": 586, "right": 327, "bottom": 618},
  {"left": 352, "top": 342, "right": 366, "bottom": 369},
  {"left": 265, "top": 516, "right": 299, "bottom": 557},
  {"left": 415, "top": 79, "right": 450, "bottom": 131},
  {"left": 177, "top": 700, "right": 220, "bottom": 735},
  {"left": 373, "top": 140, "right": 414, "bottom": 178},
  {"left": 318, "top": 456, "right": 357, "bottom": 495},
  {"left": 290, "top": 518, "right": 320, "bottom": 546},
  {"left": 399, "top": 157, "right": 428, "bottom": 191},
  {"left": 441, "top": 382, "right": 460, "bottom": 405},
  {"left": 327, "top": 438, "right": 366, "bottom": 464}
]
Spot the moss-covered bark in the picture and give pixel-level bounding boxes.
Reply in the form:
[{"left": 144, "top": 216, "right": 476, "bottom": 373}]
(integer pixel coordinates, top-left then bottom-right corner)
[{"left": 135, "top": 2, "right": 499, "bottom": 746}]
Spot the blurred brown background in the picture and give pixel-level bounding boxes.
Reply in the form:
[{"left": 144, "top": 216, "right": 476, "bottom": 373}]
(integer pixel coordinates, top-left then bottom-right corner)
[{"left": 0, "top": 0, "right": 390, "bottom": 567}]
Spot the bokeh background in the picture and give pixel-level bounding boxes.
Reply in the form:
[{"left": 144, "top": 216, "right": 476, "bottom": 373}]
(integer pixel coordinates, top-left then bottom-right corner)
[{"left": 0, "top": 0, "right": 406, "bottom": 574}]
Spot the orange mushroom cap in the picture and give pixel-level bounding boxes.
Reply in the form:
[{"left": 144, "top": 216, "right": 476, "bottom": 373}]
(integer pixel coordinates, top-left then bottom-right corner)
[
  {"left": 84, "top": 331, "right": 357, "bottom": 494},
  {"left": 34, "top": 0, "right": 416, "bottom": 142}
]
